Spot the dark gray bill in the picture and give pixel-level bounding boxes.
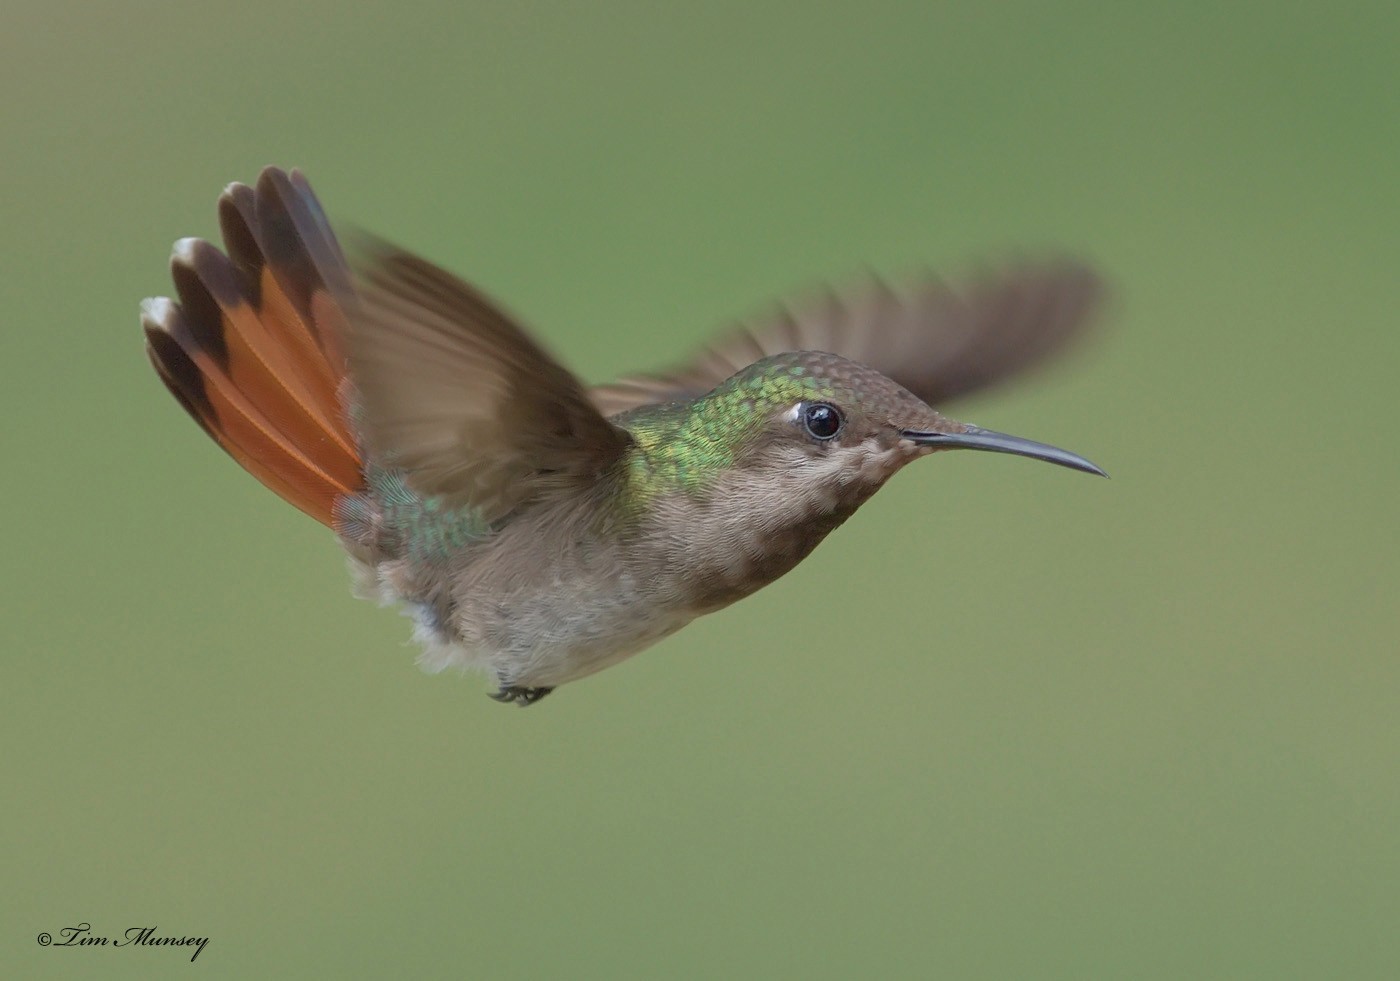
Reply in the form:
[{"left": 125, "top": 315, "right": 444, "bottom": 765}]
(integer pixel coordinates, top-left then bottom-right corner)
[{"left": 901, "top": 425, "right": 1107, "bottom": 477}]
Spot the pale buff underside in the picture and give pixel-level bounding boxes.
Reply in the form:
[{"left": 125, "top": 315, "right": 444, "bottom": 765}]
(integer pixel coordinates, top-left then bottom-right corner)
[{"left": 346, "top": 439, "right": 928, "bottom": 690}]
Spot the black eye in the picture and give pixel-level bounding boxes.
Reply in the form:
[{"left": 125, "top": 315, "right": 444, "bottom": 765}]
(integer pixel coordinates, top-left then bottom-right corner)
[{"left": 801, "top": 402, "right": 843, "bottom": 440}]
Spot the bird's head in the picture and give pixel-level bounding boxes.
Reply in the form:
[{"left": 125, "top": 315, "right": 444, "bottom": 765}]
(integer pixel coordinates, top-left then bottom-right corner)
[{"left": 693, "top": 352, "right": 1102, "bottom": 507}]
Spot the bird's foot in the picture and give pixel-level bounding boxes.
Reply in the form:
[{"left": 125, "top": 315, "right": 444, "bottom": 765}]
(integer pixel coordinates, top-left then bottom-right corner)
[{"left": 489, "top": 684, "right": 555, "bottom": 707}]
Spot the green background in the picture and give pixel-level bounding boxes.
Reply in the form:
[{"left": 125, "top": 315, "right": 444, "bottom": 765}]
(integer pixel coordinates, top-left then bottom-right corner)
[{"left": 4, "top": 2, "right": 1397, "bottom": 977}]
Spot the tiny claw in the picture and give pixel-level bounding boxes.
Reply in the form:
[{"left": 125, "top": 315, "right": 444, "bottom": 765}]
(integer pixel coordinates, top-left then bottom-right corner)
[{"left": 489, "top": 685, "right": 555, "bottom": 707}]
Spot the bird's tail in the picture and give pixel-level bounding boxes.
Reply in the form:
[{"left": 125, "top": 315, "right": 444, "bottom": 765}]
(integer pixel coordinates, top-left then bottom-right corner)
[{"left": 142, "top": 167, "right": 365, "bottom": 527}]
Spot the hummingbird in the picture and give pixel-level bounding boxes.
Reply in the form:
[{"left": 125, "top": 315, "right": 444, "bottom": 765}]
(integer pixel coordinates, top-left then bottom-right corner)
[{"left": 142, "top": 167, "right": 1105, "bottom": 706}]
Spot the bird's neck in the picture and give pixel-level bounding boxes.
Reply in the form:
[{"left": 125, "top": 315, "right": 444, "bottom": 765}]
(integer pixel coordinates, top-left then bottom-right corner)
[
  {"left": 611, "top": 398, "right": 759, "bottom": 508},
  {"left": 606, "top": 425, "right": 890, "bottom": 612}
]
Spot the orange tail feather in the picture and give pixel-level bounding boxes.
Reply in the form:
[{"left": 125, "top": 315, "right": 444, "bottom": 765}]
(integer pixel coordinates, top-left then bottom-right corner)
[{"left": 143, "top": 167, "right": 364, "bottom": 527}]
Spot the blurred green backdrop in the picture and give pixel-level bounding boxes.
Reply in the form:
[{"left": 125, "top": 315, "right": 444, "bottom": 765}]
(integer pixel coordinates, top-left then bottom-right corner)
[{"left": 4, "top": 1, "right": 1398, "bottom": 978}]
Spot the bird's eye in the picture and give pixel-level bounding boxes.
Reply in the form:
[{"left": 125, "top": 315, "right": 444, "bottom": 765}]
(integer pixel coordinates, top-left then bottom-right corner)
[{"left": 801, "top": 402, "right": 843, "bottom": 440}]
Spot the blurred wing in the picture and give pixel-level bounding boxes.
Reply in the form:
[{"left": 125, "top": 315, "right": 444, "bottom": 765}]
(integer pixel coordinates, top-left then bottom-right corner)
[
  {"left": 344, "top": 240, "right": 633, "bottom": 522},
  {"left": 591, "top": 261, "right": 1104, "bottom": 416}
]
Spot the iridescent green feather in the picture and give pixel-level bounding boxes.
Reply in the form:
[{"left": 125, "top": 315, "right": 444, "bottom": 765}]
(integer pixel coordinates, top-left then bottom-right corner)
[{"left": 613, "top": 359, "right": 829, "bottom": 511}]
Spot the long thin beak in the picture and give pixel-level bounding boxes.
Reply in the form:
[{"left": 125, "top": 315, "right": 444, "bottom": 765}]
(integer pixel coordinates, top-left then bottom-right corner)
[{"left": 901, "top": 425, "right": 1107, "bottom": 477}]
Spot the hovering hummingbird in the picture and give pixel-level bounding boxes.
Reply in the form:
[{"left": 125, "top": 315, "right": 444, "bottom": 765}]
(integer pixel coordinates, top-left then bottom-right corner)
[{"left": 143, "top": 167, "right": 1105, "bottom": 706}]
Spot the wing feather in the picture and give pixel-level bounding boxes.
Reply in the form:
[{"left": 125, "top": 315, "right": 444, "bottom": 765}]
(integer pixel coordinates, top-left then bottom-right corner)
[
  {"left": 591, "top": 261, "right": 1103, "bottom": 416},
  {"left": 341, "top": 240, "right": 633, "bottom": 521}
]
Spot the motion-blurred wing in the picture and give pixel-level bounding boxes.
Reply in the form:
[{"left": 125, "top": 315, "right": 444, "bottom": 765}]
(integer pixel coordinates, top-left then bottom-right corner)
[
  {"left": 591, "top": 261, "right": 1103, "bottom": 416},
  {"left": 344, "top": 240, "right": 633, "bottom": 522}
]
